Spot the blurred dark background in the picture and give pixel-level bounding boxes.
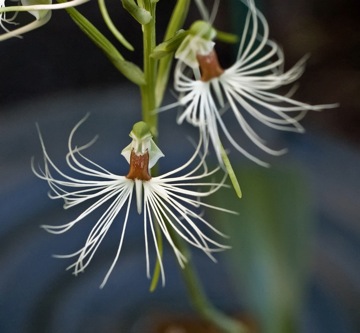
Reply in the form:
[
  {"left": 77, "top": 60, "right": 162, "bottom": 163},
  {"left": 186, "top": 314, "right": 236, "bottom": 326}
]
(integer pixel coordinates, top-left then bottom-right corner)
[{"left": 264, "top": 0, "right": 360, "bottom": 147}]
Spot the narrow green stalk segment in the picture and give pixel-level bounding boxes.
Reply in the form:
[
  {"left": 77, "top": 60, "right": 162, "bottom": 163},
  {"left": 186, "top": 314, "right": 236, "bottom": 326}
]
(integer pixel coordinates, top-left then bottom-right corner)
[
  {"left": 149, "top": 221, "right": 163, "bottom": 292},
  {"left": 140, "top": 0, "right": 158, "bottom": 135},
  {"left": 216, "top": 30, "right": 239, "bottom": 44},
  {"left": 220, "top": 144, "right": 242, "bottom": 198},
  {"left": 98, "top": 0, "right": 135, "bottom": 50}
]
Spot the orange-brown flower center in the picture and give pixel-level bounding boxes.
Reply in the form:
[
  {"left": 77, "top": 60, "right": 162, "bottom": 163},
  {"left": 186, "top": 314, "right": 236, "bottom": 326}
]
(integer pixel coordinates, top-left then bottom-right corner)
[
  {"left": 126, "top": 150, "right": 151, "bottom": 181},
  {"left": 196, "top": 50, "right": 224, "bottom": 82}
]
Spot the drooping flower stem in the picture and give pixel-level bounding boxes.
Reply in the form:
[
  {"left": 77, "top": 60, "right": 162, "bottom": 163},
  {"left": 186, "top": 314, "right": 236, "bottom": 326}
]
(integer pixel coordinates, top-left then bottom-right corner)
[
  {"left": 140, "top": 0, "right": 158, "bottom": 137},
  {"left": 168, "top": 227, "right": 248, "bottom": 333}
]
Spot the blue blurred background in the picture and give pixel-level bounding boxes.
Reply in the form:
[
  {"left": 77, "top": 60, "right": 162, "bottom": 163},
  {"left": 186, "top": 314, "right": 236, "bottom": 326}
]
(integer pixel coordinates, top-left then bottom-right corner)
[{"left": 0, "top": 0, "right": 359, "bottom": 332}]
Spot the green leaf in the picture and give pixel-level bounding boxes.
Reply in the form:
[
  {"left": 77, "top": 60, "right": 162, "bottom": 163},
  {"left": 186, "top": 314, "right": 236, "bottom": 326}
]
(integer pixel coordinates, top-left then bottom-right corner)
[
  {"left": 61, "top": 2, "right": 145, "bottom": 85},
  {"left": 98, "top": 0, "right": 134, "bottom": 51}
]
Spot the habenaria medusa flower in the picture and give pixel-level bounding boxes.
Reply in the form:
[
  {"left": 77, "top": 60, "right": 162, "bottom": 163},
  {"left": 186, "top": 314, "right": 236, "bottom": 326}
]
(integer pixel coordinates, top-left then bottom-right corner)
[
  {"left": 32, "top": 116, "right": 231, "bottom": 288},
  {"left": 168, "top": 0, "right": 338, "bottom": 167}
]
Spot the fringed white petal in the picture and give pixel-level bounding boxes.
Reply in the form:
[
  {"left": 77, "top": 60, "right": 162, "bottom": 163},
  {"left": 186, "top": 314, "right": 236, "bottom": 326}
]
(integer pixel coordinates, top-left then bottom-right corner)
[
  {"left": 169, "top": 0, "right": 338, "bottom": 167},
  {"left": 34, "top": 117, "right": 232, "bottom": 287}
]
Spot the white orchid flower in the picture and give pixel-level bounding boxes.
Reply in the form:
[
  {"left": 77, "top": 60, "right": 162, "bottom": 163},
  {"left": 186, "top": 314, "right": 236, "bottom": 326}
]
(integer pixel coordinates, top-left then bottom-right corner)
[
  {"left": 166, "top": 0, "right": 338, "bottom": 167},
  {"left": 32, "top": 116, "right": 232, "bottom": 288}
]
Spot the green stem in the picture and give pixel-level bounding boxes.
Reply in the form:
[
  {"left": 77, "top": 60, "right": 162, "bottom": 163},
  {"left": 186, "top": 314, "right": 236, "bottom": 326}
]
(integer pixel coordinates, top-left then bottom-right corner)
[
  {"left": 138, "top": 2, "right": 246, "bottom": 331},
  {"left": 170, "top": 228, "right": 248, "bottom": 333},
  {"left": 139, "top": 0, "right": 158, "bottom": 137},
  {"left": 155, "top": 0, "right": 190, "bottom": 107}
]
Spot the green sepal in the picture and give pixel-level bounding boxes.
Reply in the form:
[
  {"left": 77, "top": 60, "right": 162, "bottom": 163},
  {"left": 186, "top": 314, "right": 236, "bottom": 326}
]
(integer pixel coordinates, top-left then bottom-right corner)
[
  {"left": 189, "top": 20, "right": 216, "bottom": 40},
  {"left": 216, "top": 30, "right": 239, "bottom": 44},
  {"left": 121, "top": 0, "right": 152, "bottom": 25},
  {"left": 151, "top": 30, "right": 187, "bottom": 59},
  {"left": 132, "top": 121, "right": 151, "bottom": 139},
  {"left": 220, "top": 144, "right": 242, "bottom": 198}
]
